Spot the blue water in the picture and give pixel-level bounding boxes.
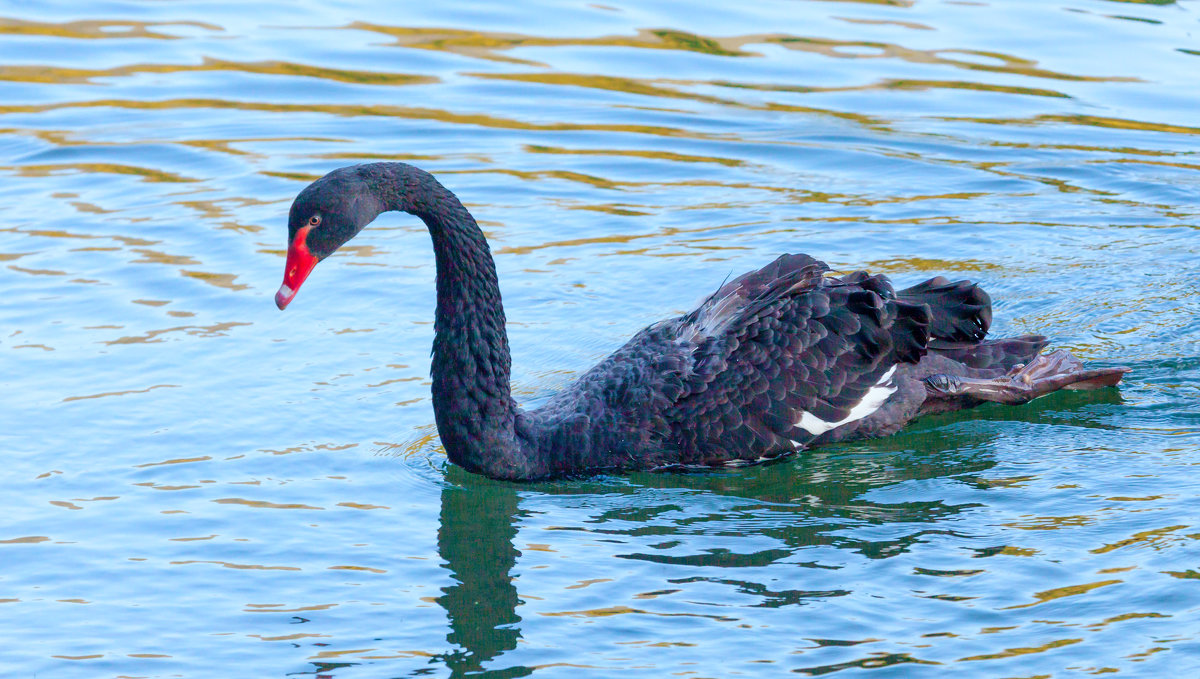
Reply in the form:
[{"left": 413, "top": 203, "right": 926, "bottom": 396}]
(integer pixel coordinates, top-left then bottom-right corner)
[{"left": 2, "top": 0, "right": 1198, "bottom": 677}]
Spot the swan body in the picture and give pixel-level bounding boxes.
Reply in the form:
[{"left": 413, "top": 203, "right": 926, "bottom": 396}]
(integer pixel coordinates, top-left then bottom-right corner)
[{"left": 275, "top": 162, "right": 1128, "bottom": 480}]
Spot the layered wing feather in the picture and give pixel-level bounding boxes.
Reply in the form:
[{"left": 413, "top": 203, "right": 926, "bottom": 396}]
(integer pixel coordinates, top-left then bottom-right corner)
[
  {"left": 666, "top": 255, "right": 933, "bottom": 464},
  {"left": 522, "top": 255, "right": 998, "bottom": 473},
  {"left": 896, "top": 276, "right": 991, "bottom": 341}
]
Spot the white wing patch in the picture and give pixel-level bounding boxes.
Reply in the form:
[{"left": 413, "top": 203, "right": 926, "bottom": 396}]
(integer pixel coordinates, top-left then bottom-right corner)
[{"left": 796, "top": 365, "right": 898, "bottom": 436}]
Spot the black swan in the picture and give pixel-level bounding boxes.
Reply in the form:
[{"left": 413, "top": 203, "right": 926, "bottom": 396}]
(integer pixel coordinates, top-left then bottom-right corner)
[{"left": 274, "top": 162, "right": 1129, "bottom": 481}]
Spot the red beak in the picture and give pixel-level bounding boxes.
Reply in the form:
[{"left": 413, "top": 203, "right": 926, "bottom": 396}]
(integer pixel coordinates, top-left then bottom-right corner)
[{"left": 275, "top": 225, "right": 317, "bottom": 310}]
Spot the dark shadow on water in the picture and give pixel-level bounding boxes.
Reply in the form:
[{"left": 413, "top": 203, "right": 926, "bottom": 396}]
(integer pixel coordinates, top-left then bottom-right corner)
[
  {"left": 417, "top": 387, "right": 1124, "bottom": 676},
  {"left": 432, "top": 482, "right": 532, "bottom": 678}
]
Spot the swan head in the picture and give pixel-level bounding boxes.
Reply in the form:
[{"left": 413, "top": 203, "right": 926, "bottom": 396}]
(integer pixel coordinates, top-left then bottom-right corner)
[{"left": 276, "top": 166, "right": 387, "bottom": 309}]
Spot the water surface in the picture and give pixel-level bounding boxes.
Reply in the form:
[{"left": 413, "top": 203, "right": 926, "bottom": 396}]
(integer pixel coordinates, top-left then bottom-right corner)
[{"left": 2, "top": 0, "right": 1199, "bottom": 677}]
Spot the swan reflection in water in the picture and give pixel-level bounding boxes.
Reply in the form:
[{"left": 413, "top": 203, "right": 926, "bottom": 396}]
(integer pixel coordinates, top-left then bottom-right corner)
[{"left": 416, "top": 387, "right": 1123, "bottom": 676}]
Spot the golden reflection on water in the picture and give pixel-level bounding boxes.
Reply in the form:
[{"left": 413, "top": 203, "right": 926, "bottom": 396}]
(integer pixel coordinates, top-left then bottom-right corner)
[
  {"left": 0, "top": 59, "right": 436, "bottom": 87},
  {"left": 1089, "top": 524, "right": 1192, "bottom": 554},
  {"left": 1, "top": 19, "right": 1150, "bottom": 142},
  {"left": 134, "top": 455, "right": 213, "bottom": 468},
  {"left": 470, "top": 71, "right": 742, "bottom": 108},
  {"left": 336, "top": 501, "right": 390, "bottom": 510},
  {"left": 861, "top": 257, "right": 1009, "bottom": 274},
  {"left": 0, "top": 18, "right": 221, "bottom": 40},
  {"left": 130, "top": 249, "right": 199, "bottom": 266},
  {"left": 2, "top": 162, "right": 196, "bottom": 183},
  {"left": 179, "top": 270, "right": 248, "bottom": 291},
  {"left": 61, "top": 384, "right": 180, "bottom": 402},
  {"left": 176, "top": 198, "right": 273, "bottom": 233},
  {"left": 1001, "top": 579, "right": 1124, "bottom": 610},
  {"left": 0, "top": 535, "right": 51, "bottom": 544},
  {"left": 945, "top": 113, "right": 1200, "bottom": 136},
  {"left": 525, "top": 144, "right": 744, "bottom": 167},
  {"left": 212, "top": 497, "right": 325, "bottom": 510},
  {"left": 957, "top": 637, "right": 1083, "bottom": 663},
  {"left": 0, "top": 98, "right": 732, "bottom": 139},
  {"left": 171, "top": 559, "right": 302, "bottom": 571},
  {"left": 835, "top": 15, "right": 932, "bottom": 31},
  {"left": 353, "top": 25, "right": 756, "bottom": 65},
  {"left": 104, "top": 321, "right": 250, "bottom": 345},
  {"left": 358, "top": 22, "right": 1134, "bottom": 88},
  {"left": 8, "top": 263, "right": 66, "bottom": 275}
]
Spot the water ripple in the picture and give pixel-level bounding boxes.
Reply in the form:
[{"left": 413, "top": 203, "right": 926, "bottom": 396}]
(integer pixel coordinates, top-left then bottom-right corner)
[{"left": 2, "top": 0, "right": 1198, "bottom": 677}]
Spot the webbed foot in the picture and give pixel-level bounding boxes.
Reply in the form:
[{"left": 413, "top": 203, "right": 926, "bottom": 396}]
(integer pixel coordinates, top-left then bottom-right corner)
[{"left": 924, "top": 350, "right": 1129, "bottom": 405}]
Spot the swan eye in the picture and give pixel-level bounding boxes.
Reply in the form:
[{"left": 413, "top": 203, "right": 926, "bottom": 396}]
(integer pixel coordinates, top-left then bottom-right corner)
[{"left": 307, "top": 215, "right": 321, "bottom": 227}]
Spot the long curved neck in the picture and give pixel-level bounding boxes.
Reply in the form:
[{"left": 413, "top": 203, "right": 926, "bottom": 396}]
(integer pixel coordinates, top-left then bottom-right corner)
[{"left": 364, "top": 164, "right": 537, "bottom": 479}]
